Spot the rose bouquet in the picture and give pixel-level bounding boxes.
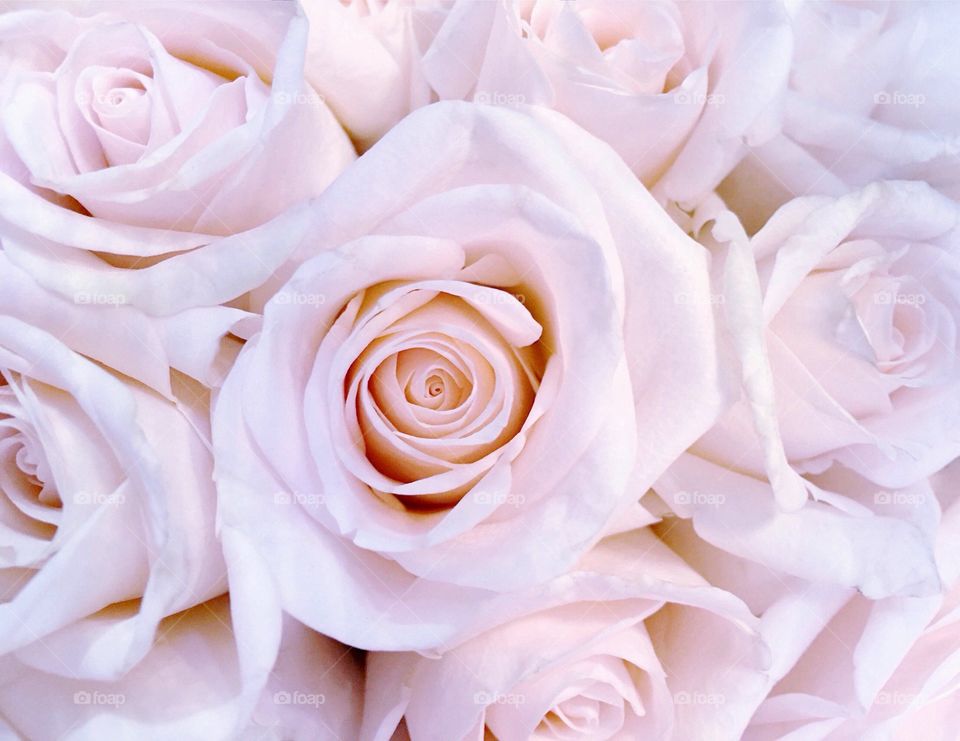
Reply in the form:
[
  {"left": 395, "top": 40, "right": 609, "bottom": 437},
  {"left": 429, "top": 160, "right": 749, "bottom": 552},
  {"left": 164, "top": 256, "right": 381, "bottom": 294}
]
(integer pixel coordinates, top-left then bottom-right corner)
[{"left": 0, "top": 1, "right": 958, "bottom": 739}]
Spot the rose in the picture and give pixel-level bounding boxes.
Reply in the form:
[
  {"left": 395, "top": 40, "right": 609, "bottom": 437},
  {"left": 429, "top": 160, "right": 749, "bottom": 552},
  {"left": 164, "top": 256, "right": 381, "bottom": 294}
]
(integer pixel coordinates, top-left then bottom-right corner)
[
  {"left": 655, "top": 456, "right": 960, "bottom": 739},
  {"left": 359, "top": 527, "right": 767, "bottom": 740},
  {"left": 661, "top": 460, "right": 960, "bottom": 740},
  {"left": 304, "top": 0, "right": 793, "bottom": 204},
  {"left": 0, "top": 305, "right": 225, "bottom": 678},
  {"left": 656, "top": 463, "right": 960, "bottom": 739},
  {"left": 302, "top": 0, "right": 441, "bottom": 149},
  {"left": 720, "top": 0, "right": 960, "bottom": 232},
  {"left": 406, "top": 0, "right": 791, "bottom": 205},
  {"left": 213, "top": 100, "right": 728, "bottom": 650},
  {"left": 0, "top": 1, "right": 355, "bottom": 313},
  {"left": 0, "top": 596, "right": 363, "bottom": 741},
  {"left": 653, "top": 182, "right": 956, "bottom": 599},
  {"left": 714, "top": 181, "right": 960, "bottom": 488}
]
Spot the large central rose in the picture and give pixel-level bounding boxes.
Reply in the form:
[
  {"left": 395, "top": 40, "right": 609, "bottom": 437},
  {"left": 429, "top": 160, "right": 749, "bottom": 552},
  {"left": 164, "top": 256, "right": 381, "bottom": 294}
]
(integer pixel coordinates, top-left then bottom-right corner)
[
  {"left": 214, "top": 102, "right": 728, "bottom": 650},
  {"left": 232, "top": 227, "right": 626, "bottom": 584}
]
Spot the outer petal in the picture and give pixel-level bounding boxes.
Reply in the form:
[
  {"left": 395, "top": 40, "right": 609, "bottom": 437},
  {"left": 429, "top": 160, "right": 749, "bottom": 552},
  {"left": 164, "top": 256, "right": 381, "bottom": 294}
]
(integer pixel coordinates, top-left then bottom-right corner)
[
  {"left": 0, "top": 252, "right": 254, "bottom": 394},
  {"left": 656, "top": 453, "right": 941, "bottom": 600},
  {"left": 214, "top": 101, "right": 728, "bottom": 649},
  {"left": 0, "top": 596, "right": 363, "bottom": 741}
]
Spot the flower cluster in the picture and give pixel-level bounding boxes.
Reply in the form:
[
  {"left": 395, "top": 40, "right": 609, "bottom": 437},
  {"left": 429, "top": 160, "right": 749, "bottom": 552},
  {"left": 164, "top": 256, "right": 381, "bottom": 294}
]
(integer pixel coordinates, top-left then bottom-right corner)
[{"left": 0, "top": 1, "right": 958, "bottom": 740}]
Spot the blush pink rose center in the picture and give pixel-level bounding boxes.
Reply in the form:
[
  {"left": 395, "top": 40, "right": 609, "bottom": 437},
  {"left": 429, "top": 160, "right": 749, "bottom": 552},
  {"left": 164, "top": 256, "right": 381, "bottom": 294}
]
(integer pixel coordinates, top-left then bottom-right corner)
[{"left": 335, "top": 280, "right": 544, "bottom": 509}]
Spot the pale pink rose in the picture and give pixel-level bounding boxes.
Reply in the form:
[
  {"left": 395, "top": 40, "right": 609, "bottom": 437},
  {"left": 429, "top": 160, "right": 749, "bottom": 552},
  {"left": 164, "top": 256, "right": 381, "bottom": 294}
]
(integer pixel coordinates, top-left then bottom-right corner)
[
  {"left": 302, "top": 0, "right": 442, "bottom": 148},
  {"left": 213, "top": 101, "right": 729, "bottom": 650},
  {"left": 398, "top": 0, "right": 792, "bottom": 205},
  {"left": 714, "top": 181, "right": 960, "bottom": 488},
  {"left": 0, "top": 303, "right": 225, "bottom": 679},
  {"left": 305, "top": 0, "right": 794, "bottom": 202},
  {"left": 0, "top": 596, "right": 363, "bottom": 741},
  {"left": 662, "top": 461, "right": 960, "bottom": 740},
  {"left": 721, "top": 0, "right": 960, "bottom": 233},
  {"left": 360, "top": 527, "right": 767, "bottom": 741},
  {"left": 654, "top": 181, "right": 957, "bottom": 599},
  {"left": 0, "top": 1, "right": 355, "bottom": 313},
  {"left": 744, "top": 463, "right": 960, "bottom": 741}
]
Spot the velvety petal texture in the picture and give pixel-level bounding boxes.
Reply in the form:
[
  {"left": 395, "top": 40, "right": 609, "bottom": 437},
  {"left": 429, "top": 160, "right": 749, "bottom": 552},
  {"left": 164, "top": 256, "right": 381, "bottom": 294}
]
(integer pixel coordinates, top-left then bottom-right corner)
[
  {"left": 302, "top": 0, "right": 439, "bottom": 149},
  {"left": 4, "top": 2, "right": 960, "bottom": 739},
  {"left": 213, "top": 100, "right": 727, "bottom": 649},
  {"left": 360, "top": 528, "right": 767, "bottom": 741},
  {"left": 742, "top": 460, "right": 960, "bottom": 740},
  {"left": 0, "top": 596, "right": 363, "bottom": 741},
  {"left": 0, "top": 251, "right": 256, "bottom": 395}
]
